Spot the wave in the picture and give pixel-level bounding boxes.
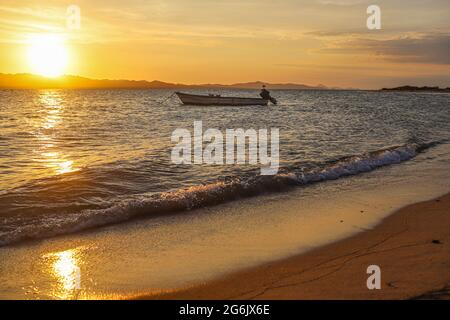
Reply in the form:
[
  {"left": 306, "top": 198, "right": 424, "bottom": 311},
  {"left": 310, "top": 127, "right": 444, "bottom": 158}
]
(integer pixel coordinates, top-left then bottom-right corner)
[{"left": 0, "top": 142, "right": 438, "bottom": 247}]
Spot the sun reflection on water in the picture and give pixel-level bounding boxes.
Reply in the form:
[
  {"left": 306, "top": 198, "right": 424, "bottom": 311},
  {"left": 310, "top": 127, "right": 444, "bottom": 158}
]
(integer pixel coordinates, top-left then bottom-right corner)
[
  {"left": 35, "top": 91, "right": 79, "bottom": 175},
  {"left": 57, "top": 160, "right": 77, "bottom": 174},
  {"left": 45, "top": 249, "right": 82, "bottom": 299}
]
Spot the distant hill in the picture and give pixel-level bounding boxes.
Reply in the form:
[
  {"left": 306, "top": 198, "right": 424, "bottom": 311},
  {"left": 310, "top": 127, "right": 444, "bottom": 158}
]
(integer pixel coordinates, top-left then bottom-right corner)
[
  {"left": 0, "top": 73, "right": 189, "bottom": 89},
  {"left": 0, "top": 73, "right": 336, "bottom": 90},
  {"left": 381, "top": 86, "right": 450, "bottom": 93},
  {"left": 202, "top": 81, "right": 325, "bottom": 90}
]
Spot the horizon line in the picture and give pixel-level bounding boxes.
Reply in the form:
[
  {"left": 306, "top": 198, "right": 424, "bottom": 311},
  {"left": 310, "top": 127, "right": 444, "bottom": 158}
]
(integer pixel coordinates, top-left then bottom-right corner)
[
  {"left": 1, "top": 72, "right": 329, "bottom": 86},
  {"left": 1, "top": 73, "right": 448, "bottom": 91}
]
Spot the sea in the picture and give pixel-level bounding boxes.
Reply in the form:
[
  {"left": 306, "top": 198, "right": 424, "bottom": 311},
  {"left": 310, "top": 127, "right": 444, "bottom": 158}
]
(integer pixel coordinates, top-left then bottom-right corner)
[{"left": 1, "top": 88, "right": 449, "bottom": 247}]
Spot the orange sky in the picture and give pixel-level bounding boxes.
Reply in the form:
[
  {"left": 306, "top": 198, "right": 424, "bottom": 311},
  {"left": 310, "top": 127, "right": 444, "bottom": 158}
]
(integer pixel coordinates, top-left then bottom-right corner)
[{"left": 0, "top": 0, "right": 449, "bottom": 89}]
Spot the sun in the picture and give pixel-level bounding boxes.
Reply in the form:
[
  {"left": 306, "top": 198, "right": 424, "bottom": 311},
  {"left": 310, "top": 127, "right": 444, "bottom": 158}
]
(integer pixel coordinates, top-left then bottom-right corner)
[{"left": 27, "top": 34, "right": 69, "bottom": 78}]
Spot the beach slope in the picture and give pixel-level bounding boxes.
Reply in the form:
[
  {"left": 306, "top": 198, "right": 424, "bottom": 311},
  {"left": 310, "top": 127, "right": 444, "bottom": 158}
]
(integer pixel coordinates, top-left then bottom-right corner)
[{"left": 143, "top": 193, "right": 450, "bottom": 300}]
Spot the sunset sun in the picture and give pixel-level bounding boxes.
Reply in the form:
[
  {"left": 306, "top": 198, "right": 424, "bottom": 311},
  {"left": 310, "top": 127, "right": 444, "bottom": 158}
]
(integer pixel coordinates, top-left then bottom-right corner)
[{"left": 27, "top": 34, "right": 68, "bottom": 78}]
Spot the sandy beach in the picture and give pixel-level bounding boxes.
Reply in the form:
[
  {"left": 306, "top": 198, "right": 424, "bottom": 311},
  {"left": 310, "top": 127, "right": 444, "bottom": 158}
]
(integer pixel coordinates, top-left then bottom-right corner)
[
  {"left": 142, "top": 193, "right": 450, "bottom": 300},
  {"left": 1, "top": 0, "right": 450, "bottom": 304}
]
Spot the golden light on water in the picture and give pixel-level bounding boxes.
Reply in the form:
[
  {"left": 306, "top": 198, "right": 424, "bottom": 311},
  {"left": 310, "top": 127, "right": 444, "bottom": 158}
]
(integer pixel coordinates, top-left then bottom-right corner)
[
  {"left": 35, "top": 91, "right": 79, "bottom": 175},
  {"left": 44, "top": 249, "right": 81, "bottom": 299},
  {"left": 27, "top": 34, "right": 68, "bottom": 78},
  {"left": 54, "top": 251, "right": 80, "bottom": 290},
  {"left": 57, "top": 160, "right": 77, "bottom": 174},
  {"left": 41, "top": 150, "right": 78, "bottom": 174}
]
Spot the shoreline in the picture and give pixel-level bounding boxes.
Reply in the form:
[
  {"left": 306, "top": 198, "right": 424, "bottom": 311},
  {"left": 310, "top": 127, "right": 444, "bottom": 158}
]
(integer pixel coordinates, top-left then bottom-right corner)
[
  {"left": 2, "top": 147, "right": 449, "bottom": 299},
  {"left": 140, "top": 193, "right": 450, "bottom": 300}
]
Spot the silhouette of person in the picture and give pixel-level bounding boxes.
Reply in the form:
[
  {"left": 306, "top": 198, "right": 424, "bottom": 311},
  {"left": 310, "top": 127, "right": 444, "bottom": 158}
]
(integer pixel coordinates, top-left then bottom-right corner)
[{"left": 260, "top": 85, "right": 271, "bottom": 100}]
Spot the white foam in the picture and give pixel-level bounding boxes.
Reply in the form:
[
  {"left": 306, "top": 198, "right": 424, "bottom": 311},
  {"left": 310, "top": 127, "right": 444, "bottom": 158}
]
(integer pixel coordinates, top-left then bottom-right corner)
[{"left": 0, "top": 144, "right": 429, "bottom": 247}]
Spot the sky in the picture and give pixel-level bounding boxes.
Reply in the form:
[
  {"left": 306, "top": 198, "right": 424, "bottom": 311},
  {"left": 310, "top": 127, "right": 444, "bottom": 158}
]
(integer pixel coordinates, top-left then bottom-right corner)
[{"left": 0, "top": 0, "right": 449, "bottom": 89}]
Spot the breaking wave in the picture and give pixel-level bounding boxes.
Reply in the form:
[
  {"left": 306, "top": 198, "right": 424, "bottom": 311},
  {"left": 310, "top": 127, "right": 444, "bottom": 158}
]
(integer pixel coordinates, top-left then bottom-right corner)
[{"left": 0, "top": 142, "right": 438, "bottom": 246}]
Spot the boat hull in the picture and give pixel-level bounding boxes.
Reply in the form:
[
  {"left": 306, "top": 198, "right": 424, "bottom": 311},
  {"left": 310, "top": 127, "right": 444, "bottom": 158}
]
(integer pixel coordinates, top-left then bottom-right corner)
[{"left": 175, "top": 92, "right": 268, "bottom": 106}]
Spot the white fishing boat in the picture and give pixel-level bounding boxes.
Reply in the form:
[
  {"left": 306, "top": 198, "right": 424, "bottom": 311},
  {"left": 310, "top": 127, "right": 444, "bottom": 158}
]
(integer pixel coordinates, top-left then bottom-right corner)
[{"left": 175, "top": 92, "right": 269, "bottom": 106}]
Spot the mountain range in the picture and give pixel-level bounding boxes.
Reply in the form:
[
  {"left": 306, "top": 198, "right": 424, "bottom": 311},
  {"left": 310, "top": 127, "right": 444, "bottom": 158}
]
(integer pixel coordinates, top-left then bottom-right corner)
[{"left": 0, "top": 73, "right": 340, "bottom": 90}]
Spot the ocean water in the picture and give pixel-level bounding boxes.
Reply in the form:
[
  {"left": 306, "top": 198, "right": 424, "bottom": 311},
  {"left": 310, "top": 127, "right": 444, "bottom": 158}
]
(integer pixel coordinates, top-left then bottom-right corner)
[{"left": 0, "top": 89, "right": 449, "bottom": 247}]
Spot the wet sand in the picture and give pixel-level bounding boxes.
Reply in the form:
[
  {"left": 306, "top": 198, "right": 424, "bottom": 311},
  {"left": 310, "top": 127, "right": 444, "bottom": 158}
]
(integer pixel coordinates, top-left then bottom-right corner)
[{"left": 142, "top": 193, "right": 450, "bottom": 300}]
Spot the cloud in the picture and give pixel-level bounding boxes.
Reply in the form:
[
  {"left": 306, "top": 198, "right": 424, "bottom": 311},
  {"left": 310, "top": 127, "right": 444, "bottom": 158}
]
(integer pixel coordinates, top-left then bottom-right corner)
[
  {"left": 316, "top": 0, "right": 367, "bottom": 5},
  {"left": 318, "top": 33, "right": 450, "bottom": 64}
]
